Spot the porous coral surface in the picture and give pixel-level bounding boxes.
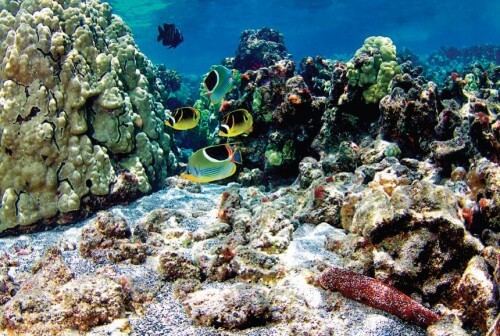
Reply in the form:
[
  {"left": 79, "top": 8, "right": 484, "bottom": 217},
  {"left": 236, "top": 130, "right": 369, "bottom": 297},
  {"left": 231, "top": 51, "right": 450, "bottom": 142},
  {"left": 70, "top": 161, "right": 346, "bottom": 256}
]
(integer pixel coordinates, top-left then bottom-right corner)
[{"left": 0, "top": 0, "right": 177, "bottom": 233}]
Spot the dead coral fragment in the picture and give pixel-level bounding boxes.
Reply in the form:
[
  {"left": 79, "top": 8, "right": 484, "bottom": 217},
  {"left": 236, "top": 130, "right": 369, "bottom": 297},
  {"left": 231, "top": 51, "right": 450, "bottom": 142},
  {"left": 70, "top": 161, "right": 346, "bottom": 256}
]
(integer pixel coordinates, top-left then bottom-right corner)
[
  {"left": 182, "top": 284, "right": 271, "bottom": 329},
  {"left": 56, "top": 275, "right": 133, "bottom": 331},
  {"left": 158, "top": 251, "right": 201, "bottom": 281},
  {"left": 79, "top": 212, "right": 146, "bottom": 264},
  {"left": 318, "top": 266, "right": 440, "bottom": 328}
]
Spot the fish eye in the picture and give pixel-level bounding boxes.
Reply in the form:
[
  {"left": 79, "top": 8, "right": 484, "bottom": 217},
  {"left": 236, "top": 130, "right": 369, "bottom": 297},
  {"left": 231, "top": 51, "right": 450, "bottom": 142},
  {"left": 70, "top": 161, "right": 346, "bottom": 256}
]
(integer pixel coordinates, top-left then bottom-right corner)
[{"left": 169, "top": 116, "right": 176, "bottom": 125}]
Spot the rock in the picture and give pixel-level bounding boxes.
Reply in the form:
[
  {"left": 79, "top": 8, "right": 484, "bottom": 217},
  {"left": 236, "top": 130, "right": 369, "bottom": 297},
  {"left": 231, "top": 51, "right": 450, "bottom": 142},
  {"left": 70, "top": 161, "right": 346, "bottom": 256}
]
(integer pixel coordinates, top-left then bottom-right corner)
[
  {"left": 79, "top": 212, "right": 147, "bottom": 264},
  {"left": 158, "top": 250, "right": 201, "bottom": 281},
  {"left": 457, "top": 256, "right": 499, "bottom": 333},
  {"left": 427, "top": 314, "right": 469, "bottom": 336},
  {"left": 182, "top": 284, "right": 271, "bottom": 329}
]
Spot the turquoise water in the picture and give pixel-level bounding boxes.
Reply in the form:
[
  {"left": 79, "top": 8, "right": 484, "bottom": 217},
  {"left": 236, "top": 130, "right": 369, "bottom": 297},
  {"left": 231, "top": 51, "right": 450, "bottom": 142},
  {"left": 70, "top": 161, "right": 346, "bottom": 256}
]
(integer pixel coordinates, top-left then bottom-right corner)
[{"left": 108, "top": 0, "right": 499, "bottom": 75}]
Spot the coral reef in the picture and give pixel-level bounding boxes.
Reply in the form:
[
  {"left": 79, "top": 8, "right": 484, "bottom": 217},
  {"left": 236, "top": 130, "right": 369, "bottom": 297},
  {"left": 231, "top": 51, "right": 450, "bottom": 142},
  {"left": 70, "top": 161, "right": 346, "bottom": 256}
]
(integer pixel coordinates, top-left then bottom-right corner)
[
  {"left": 0, "top": 0, "right": 178, "bottom": 233},
  {"left": 0, "top": 2, "right": 498, "bottom": 332},
  {"left": 425, "top": 45, "right": 499, "bottom": 86},
  {"left": 220, "top": 59, "right": 324, "bottom": 182},
  {"left": 233, "top": 27, "right": 289, "bottom": 72},
  {"left": 298, "top": 56, "right": 335, "bottom": 97},
  {"left": 199, "top": 35, "right": 498, "bottom": 334}
]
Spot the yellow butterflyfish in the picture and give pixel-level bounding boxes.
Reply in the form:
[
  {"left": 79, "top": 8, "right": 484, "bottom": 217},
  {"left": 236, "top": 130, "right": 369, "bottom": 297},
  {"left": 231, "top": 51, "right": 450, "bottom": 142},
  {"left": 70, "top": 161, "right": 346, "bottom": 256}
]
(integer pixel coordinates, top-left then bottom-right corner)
[
  {"left": 165, "top": 107, "right": 200, "bottom": 130},
  {"left": 218, "top": 109, "right": 253, "bottom": 137},
  {"left": 181, "top": 143, "right": 242, "bottom": 183}
]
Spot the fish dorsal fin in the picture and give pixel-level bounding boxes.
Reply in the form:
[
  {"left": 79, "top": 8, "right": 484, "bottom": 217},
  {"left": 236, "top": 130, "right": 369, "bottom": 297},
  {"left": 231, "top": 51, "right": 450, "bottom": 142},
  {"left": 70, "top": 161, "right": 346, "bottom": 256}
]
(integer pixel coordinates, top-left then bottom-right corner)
[{"left": 157, "top": 25, "right": 164, "bottom": 41}]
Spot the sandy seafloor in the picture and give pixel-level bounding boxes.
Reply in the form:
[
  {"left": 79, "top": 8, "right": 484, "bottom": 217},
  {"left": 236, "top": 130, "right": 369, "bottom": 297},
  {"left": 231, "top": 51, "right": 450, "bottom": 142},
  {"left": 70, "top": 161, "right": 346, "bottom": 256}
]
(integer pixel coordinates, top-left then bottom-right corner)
[{"left": 0, "top": 183, "right": 427, "bottom": 335}]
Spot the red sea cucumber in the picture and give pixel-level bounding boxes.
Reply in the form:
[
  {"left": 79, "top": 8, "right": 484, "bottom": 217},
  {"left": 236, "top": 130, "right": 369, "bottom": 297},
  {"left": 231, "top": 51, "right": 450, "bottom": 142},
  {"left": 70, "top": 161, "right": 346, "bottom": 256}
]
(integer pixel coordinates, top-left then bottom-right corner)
[{"left": 318, "top": 266, "right": 440, "bottom": 328}]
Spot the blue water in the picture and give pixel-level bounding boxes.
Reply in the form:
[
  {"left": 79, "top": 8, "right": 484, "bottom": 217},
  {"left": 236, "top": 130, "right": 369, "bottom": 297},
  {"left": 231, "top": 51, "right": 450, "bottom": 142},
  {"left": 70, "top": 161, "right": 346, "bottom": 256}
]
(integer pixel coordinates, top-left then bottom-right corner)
[{"left": 108, "top": 0, "right": 499, "bottom": 75}]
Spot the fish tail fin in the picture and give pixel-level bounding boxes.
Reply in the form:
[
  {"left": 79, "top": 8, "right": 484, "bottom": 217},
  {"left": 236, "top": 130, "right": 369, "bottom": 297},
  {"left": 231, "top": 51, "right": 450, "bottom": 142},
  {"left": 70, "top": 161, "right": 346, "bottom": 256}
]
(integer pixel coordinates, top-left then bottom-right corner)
[
  {"left": 157, "top": 25, "right": 164, "bottom": 41},
  {"left": 231, "top": 149, "right": 242, "bottom": 164}
]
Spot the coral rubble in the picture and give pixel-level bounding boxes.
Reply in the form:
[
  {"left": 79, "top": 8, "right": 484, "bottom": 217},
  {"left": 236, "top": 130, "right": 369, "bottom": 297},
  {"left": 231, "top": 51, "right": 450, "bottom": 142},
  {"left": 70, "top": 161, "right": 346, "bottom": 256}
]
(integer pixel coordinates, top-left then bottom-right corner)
[
  {"left": 79, "top": 211, "right": 147, "bottom": 264},
  {"left": 0, "top": 247, "right": 141, "bottom": 334},
  {"left": 182, "top": 284, "right": 271, "bottom": 329}
]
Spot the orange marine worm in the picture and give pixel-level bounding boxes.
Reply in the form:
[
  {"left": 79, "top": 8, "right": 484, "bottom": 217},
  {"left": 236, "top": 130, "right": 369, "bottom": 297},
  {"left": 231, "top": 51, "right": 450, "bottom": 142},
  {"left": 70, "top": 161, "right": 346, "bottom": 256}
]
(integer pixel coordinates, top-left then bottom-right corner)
[{"left": 318, "top": 266, "right": 440, "bottom": 328}]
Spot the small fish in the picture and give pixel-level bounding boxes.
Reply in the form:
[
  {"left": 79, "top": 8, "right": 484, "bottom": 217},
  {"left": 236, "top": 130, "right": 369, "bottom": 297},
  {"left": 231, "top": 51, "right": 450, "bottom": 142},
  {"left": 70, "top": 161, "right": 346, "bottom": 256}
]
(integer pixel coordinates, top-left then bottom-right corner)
[
  {"left": 165, "top": 107, "right": 200, "bottom": 130},
  {"left": 203, "top": 65, "right": 233, "bottom": 104},
  {"left": 219, "top": 109, "right": 253, "bottom": 137},
  {"left": 157, "top": 23, "right": 184, "bottom": 48},
  {"left": 181, "top": 143, "right": 242, "bottom": 183}
]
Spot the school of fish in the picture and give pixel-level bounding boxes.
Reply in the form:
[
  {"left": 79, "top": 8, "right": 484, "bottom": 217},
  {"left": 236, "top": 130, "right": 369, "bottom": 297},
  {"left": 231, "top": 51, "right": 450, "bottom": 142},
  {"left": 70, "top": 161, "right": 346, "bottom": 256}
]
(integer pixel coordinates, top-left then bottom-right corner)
[{"left": 164, "top": 65, "right": 253, "bottom": 183}]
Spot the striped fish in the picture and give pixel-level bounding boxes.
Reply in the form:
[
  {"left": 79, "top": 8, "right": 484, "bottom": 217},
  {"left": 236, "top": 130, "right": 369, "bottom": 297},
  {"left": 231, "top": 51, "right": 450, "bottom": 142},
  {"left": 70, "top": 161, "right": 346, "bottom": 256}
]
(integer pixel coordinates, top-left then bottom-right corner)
[
  {"left": 180, "top": 143, "right": 242, "bottom": 183},
  {"left": 219, "top": 109, "right": 253, "bottom": 137},
  {"left": 165, "top": 107, "right": 200, "bottom": 130},
  {"left": 203, "top": 65, "right": 234, "bottom": 105},
  {"left": 157, "top": 23, "right": 183, "bottom": 48}
]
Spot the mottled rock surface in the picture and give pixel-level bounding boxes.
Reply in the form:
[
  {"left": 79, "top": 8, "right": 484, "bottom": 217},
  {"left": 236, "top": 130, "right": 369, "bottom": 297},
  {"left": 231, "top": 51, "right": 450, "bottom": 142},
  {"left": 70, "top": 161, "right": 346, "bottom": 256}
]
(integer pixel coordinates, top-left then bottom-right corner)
[{"left": 0, "top": 184, "right": 429, "bottom": 335}]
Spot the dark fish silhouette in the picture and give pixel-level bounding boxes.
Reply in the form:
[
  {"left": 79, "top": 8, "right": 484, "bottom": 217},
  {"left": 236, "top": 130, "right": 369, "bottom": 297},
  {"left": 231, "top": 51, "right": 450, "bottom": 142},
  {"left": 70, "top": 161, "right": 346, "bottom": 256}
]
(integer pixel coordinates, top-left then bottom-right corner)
[{"left": 157, "top": 23, "right": 184, "bottom": 48}]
